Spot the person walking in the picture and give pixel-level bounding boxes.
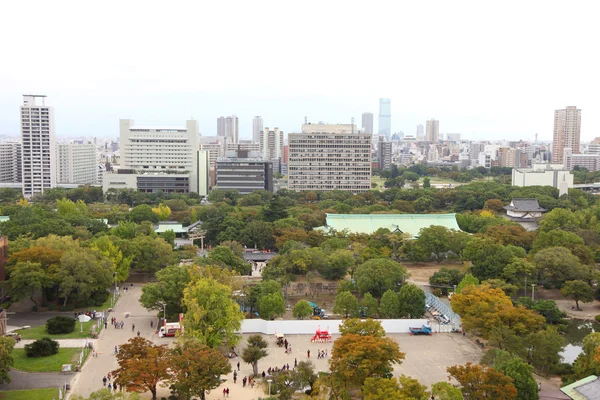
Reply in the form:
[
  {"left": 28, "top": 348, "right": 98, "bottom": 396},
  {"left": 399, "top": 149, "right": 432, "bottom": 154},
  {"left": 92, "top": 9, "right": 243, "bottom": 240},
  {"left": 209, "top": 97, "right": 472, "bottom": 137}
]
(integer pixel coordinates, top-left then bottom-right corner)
[
  {"left": 226, "top": 388, "right": 230, "bottom": 397},
  {"left": 242, "top": 376, "right": 247, "bottom": 387},
  {"left": 113, "top": 383, "right": 118, "bottom": 391},
  {"left": 114, "top": 345, "right": 118, "bottom": 354},
  {"left": 223, "top": 388, "right": 226, "bottom": 398},
  {"left": 150, "top": 320, "right": 154, "bottom": 328},
  {"left": 137, "top": 330, "right": 140, "bottom": 337},
  {"left": 104, "top": 321, "right": 108, "bottom": 329},
  {"left": 103, "top": 376, "right": 107, "bottom": 386},
  {"left": 307, "top": 349, "right": 310, "bottom": 358},
  {"left": 132, "top": 323, "right": 135, "bottom": 332},
  {"left": 294, "top": 358, "right": 297, "bottom": 368},
  {"left": 237, "top": 361, "right": 240, "bottom": 371}
]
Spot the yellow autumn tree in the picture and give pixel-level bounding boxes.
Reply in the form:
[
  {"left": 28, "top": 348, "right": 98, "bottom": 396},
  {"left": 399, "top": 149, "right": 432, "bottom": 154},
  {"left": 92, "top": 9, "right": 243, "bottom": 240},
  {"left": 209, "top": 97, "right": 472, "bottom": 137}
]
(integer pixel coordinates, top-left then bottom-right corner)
[{"left": 151, "top": 203, "right": 172, "bottom": 221}]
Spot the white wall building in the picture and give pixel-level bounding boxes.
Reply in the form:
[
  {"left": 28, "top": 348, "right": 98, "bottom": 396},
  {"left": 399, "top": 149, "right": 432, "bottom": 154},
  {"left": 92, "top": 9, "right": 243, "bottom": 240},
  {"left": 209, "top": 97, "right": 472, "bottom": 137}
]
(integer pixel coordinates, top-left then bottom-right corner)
[
  {"left": 20, "top": 95, "right": 56, "bottom": 196},
  {"left": 252, "top": 116, "right": 263, "bottom": 143},
  {"left": 0, "top": 142, "right": 22, "bottom": 183},
  {"left": 217, "top": 115, "right": 239, "bottom": 144},
  {"left": 261, "top": 127, "right": 284, "bottom": 161},
  {"left": 301, "top": 123, "right": 357, "bottom": 134},
  {"left": 56, "top": 143, "right": 97, "bottom": 184},
  {"left": 512, "top": 163, "right": 573, "bottom": 195}
]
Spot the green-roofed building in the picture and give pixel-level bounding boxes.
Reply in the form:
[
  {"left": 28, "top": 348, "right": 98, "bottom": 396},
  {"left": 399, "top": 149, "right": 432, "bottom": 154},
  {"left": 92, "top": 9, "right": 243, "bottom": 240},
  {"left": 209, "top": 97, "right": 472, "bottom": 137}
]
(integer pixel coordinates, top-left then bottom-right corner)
[
  {"left": 155, "top": 223, "right": 188, "bottom": 235},
  {"left": 561, "top": 375, "right": 600, "bottom": 399},
  {"left": 316, "top": 213, "right": 462, "bottom": 238}
]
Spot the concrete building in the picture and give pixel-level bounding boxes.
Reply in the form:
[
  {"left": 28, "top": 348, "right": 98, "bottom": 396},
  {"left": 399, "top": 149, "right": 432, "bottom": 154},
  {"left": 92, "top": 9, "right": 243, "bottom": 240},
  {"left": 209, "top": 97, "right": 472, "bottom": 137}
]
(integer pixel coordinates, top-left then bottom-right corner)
[
  {"left": 512, "top": 163, "right": 573, "bottom": 194},
  {"left": 217, "top": 115, "right": 239, "bottom": 144},
  {"left": 446, "top": 133, "right": 461, "bottom": 142},
  {"left": 288, "top": 130, "right": 371, "bottom": 192},
  {"left": 426, "top": 119, "right": 440, "bottom": 143},
  {"left": 564, "top": 148, "right": 600, "bottom": 171},
  {"left": 416, "top": 124, "right": 424, "bottom": 141},
  {"left": 261, "top": 127, "right": 284, "bottom": 161},
  {"left": 587, "top": 137, "right": 600, "bottom": 155},
  {"left": 0, "top": 142, "right": 22, "bottom": 183},
  {"left": 252, "top": 116, "right": 263, "bottom": 143},
  {"left": 470, "top": 142, "right": 486, "bottom": 160},
  {"left": 500, "top": 148, "right": 523, "bottom": 168},
  {"left": 199, "top": 138, "right": 225, "bottom": 188},
  {"left": 56, "top": 143, "right": 97, "bottom": 184},
  {"left": 226, "top": 140, "right": 260, "bottom": 154},
  {"left": 552, "top": 106, "right": 581, "bottom": 164},
  {"left": 20, "top": 95, "right": 56, "bottom": 197},
  {"left": 378, "top": 98, "right": 391, "bottom": 137},
  {"left": 361, "top": 112, "right": 374, "bottom": 134},
  {"left": 301, "top": 123, "right": 356, "bottom": 134},
  {"left": 377, "top": 137, "right": 393, "bottom": 170},
  {"left": 216, "top": 156, "right": 273, "bottom": 194}
]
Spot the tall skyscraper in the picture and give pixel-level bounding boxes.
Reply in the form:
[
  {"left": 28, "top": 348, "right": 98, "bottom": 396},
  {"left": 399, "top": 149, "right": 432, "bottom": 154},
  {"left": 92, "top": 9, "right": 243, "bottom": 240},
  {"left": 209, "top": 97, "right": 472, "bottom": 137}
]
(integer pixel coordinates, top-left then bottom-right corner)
[
  {"left": 20, "top": 95, "right": 56, "bottom": 197},
  {"left": 252, "top": 116, "right": 263, "bottom": 143},
  {"left": 56, "top": 143, "right": 97, "bottom": 184},
  {"left": 217, "top": 115, "right": 239, "bottom": 143},
  {"left": 426, "top": 119, "right": 440, "bottom": 143},
  {"left": 0, "top": 142, "right": 22, "bottom": 184},
  {"left": 261, "top": 127, "right": 284, "bottom": 161},
  {"left": 416, "top": 124, "right": 424, "bottom": 141},
  {"left": 552, "top": 106, "right": 581, "bottom": 164},
  {"left": 378, "top": 98, "right": 391, "bottom": 137},
  {"left": 361, "top": 112, "right": 374, "bottom": 134}
]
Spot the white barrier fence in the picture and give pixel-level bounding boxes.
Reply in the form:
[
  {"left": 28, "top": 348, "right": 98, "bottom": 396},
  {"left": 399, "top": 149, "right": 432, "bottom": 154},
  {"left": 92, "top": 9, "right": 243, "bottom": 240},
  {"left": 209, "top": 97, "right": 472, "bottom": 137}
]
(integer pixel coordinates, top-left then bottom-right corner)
[{"left": 239, "top": 319, "right": 430, "bottom": 335}]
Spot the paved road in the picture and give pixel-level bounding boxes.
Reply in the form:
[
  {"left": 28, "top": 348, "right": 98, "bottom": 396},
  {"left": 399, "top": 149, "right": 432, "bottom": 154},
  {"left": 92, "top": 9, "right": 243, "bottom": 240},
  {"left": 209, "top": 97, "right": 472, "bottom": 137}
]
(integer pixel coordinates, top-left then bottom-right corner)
[{"left": 69, "top": 285, "right": 157, "bottom": 398}]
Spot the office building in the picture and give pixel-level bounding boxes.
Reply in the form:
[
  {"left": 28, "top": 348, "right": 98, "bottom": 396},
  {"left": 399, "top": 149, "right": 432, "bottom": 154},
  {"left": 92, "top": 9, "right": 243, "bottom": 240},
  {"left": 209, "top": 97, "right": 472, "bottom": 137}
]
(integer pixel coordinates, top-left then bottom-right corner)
[
  {"left": 416, "top": 124, "right": 424, "bottom": 141},
  {"left": 378, "top": 98, "right": 391, "bottom": 137},
  {"left": 426, "top": 119, "right": 440, "bottom": 143},
  {"left": 362, "top": 112, "right": 374, "bottom": 134},
  {"left": 56, "top": 143, "right": 97, "bottom": 184},
  {"left": 446, "top": 133, "right": 461, "bottom": 142},
  {"left": 20, "top": 95, "right": 56, "bottom": 196},
  {"left": 217, "top": 115, "right": 239, "bottom": 144},
  {"left": 377, "top": 136, "right": 393, "bottom": 170},
  {"left": 588, "top": 137, "right": 600, "bottom": 155},
  {"left": 552, "top": 106, "right": 581, "bottom": 164},
  {"left": 564, "top": 148, "right": 600, "bottom": 171},
  {"left": 288, "top": 130, "right": 371, "bottom": 192},
  {"left": 512, "top": 163, "right": 573, "bottom": 195},
  {"left": 0, "top": 142, "right": 22, "bottom": 183},
  {"left": 226, "top": 140, "right": 260, "bottom": 154},
  {"left": 301, "top": 123, "right": 356, "bottom": 134},
  {"left": 216, "top": 156, "right": 273, "bottom": 194},
  {"left": 261, "top": 127, "right": 284, "bottom": 161},
  {"left": 252, "top": 116, "right": 263, "bottom": 143}
]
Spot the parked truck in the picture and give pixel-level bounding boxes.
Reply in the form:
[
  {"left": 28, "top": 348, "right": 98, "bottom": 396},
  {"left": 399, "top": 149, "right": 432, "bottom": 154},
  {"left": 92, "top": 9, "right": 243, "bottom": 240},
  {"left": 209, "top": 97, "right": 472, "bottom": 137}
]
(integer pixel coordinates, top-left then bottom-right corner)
[
  {"left": 409, "top": 325, "right": 432, "bottom": 336},
  {"left": 159, "top": 322, "right": 181, "bottom": 338}
]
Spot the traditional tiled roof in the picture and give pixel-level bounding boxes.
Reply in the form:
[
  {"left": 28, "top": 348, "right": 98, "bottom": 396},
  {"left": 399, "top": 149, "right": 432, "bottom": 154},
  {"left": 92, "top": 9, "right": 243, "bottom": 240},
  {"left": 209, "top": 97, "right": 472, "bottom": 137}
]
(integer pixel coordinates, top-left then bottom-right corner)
[
  {"left": 503, "top": 198, "right": 546, "bottom": 212},
  {"left": 561, "top": 375, "right": 600, "bottom": 399}
]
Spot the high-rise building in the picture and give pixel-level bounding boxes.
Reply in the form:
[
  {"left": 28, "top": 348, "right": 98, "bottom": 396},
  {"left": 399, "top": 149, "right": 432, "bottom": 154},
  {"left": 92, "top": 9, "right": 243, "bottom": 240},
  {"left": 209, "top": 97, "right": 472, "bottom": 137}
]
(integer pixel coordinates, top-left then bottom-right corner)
[
  {"left": 0, "top": 142, "right": 22, "bottom": 183},
  {"left": 378, "top": 98, "right": 391, "bottom": 137},
  {"left": 426, "top": 119, "right": 439, "bottom": 143},
  {"left": 261, "top": 127, "right": 284, "bottom": 161},
  {"left": 20, "top": 95, "right": 56, "bottom": 197},
  {"left": 446, "top": 133, "right": 461, "bottom": 142},
  {"left": 56, "top": 143, "right": 97, "bottom": 184},
  {"left": 226, "top": 140, "right": 260, "bottom": 154},
  {"left": 302, "top": 123, "right": 356, "bottom": 134},
  {"left": 252, "top": 116, "right": 263, "bottom": 143},
  {"left": 217, "top": 115, "right": 239, "bottom": 144},
  {"left": 362, "top": 112, "right": 374, "bottom": 134},
  {"left": 288, "top": 129, "right": 371, "bottom": 192},
  {"left": 377, "top": 136, "right": 393, "bottom": 170},
  {"left": 216, "top": 155, "right": 273, "bottom": 194},
  {"left": 552, "top": 106, "right": 581, "bottom": 164},
  {"left": 416, "top": 124, "right": 424, "bottom": 141}
]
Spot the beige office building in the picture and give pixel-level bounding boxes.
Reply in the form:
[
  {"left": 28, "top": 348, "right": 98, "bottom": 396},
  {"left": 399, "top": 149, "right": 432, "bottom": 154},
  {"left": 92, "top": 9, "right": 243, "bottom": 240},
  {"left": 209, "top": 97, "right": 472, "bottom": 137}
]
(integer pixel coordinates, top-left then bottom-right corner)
[
  {"left": 426, "top": 119, "right": 439, "bottom": 143},
  {"left": 553, "top": 106, "right": 581, "bottom": 164},
  {"left": 261, "top": 127, "right": 284, "bottom": 161},
  {"left": 288, "top": 128, "right": 371, "bottom": 192},
  {"left": 301, "top": 123, "right": 357, "bottom": 134},
  {"left": 56, "top": 143, "right": 97, "bottom": 184}
]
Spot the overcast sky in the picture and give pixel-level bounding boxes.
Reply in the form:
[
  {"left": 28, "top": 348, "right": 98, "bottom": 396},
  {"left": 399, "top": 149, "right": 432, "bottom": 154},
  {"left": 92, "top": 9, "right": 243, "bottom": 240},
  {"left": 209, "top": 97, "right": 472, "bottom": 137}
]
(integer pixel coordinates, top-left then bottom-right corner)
[{"left": 0, "top": 0, "right": 599, "bottom": 142}]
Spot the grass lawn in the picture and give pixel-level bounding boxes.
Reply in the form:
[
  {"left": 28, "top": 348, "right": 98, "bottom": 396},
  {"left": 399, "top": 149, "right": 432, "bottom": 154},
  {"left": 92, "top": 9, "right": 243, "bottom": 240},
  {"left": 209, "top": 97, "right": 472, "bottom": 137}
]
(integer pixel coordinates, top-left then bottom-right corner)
[
  {"left": 16, "top": 319, "right": 100, "bottom": 340},
  {"left": 12, "top": 347, "right": 81, "bottom": 372},
  {"left": 0, "top": 388, "right": 60, "bottom": 400}
]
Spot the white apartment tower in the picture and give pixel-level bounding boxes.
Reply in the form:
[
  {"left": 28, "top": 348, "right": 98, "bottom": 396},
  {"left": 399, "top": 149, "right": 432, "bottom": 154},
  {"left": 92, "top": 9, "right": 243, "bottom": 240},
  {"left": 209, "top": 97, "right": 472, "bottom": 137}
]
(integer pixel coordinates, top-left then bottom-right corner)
[
  {"left": 20, "top": 95, "right": 56, "bottom": 196},
  {"left": 261, "top": 127, "right": 284, "bottom": 161},
  {"left": 361, "top": 112, "right": 374, "bottom": 134},
  {"left": 0, "top": 142, "right": 22, "bottom": 183},
  {"left": 252, "top": 116, "right": 263, "bottom": 143},
  {"left": 553, "top": 106, "right": 581, "bottom": 164},
  {"left": 426, "top": 119, "right": 440, "bottom": 143},
  {"left": 217, "top": 115, "right": 239, "bottom": 144},
  {"left": 56, "top": 143, "right": 97, "bottom": 184}
]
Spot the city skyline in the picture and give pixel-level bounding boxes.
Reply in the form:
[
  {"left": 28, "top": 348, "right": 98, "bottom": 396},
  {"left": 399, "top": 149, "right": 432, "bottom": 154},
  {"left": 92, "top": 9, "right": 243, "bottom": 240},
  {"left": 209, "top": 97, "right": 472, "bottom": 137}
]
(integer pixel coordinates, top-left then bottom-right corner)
[{"left": 0, "top": 1, "right": 599, "bottom": 141}]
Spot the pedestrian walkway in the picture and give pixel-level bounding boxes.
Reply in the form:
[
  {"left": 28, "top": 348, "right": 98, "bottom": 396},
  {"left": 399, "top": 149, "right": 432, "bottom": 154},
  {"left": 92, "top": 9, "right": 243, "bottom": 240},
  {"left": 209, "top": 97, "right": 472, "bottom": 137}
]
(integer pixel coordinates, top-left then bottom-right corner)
[{"left": 14, "top": 338, "right": 96, "bottom": 349}]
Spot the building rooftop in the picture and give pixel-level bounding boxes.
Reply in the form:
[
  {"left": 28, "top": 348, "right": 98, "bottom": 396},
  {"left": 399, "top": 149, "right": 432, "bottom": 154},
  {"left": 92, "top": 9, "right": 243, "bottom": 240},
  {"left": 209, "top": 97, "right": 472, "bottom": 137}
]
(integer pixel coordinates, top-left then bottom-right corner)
[
  {"left": 155, "top": 223, "right": 188, "bottom": 234},
  {"left": 504, "top": 198, "right": 546, "bottom": 212},
  {"left": 561, "top": 375, "right": 600, "bottom": 399},
  {"left": 316, "top": 213, "right": 461, "bottom": 238}
]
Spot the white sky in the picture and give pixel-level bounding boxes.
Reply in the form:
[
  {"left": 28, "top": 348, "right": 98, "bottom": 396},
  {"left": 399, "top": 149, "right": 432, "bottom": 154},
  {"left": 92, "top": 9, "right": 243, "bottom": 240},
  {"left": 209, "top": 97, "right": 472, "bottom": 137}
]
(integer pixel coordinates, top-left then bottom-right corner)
[{"left": 0, "top": 0, "right": 599, "bottom": 141}]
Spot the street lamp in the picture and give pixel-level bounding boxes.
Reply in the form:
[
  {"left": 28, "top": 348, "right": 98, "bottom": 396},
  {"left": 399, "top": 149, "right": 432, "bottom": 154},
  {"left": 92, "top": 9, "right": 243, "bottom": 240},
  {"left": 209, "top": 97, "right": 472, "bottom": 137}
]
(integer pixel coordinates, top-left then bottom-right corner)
[
  {"left": 267, "top": 379, "right": 273, "bottom": 396},
  {"left": 531, "top": 284, "right": 536, "bottom": 301}
]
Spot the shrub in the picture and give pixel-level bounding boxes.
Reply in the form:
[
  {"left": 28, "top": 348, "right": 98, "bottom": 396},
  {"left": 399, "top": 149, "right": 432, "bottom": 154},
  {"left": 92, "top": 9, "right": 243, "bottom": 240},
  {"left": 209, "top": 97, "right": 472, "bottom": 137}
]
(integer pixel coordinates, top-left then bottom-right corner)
[
  {"left": 432, "top": 288, "right": 443, "bottom": 297},
  {"left": 46, "top": 316, "right": 76, "bottom": 334},
  {"left": 59, "top": 304, "right": 75, "bottom": 312},
  {"left": 47, "top": 304, "right": 56, "bottom": 311},
  {"left": 596, "top": 314, "right": 600, "bottom": 323},
  {"left": 25, "top": 338, "right": 59, "bottom": 357}
]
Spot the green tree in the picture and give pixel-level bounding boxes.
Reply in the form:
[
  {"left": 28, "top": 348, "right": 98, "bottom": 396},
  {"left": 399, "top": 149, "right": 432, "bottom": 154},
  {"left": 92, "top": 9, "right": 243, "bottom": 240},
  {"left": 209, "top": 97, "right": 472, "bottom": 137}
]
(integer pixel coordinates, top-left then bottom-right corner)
[
  {"left": 361, "top": 292, "right": 379, "bottom": 318},
  {"left": 0, "top": 336, "right": 15, "bottom": 384},
  {"left": 241, "top": 334, "right": 269, "bottom": 376},
  {"left": 379, "top": 289, "right": 400, "bottom": 319},
  {"left": 7, "top": 261, "right": 50, "bottom": 309},
  {"left": 90, "top": 236, "right": 133, "bottom": 283},
  {"left": 129, "top": 236, "right": 173, "bottom": 272},
  {"left": 573, "top": 332, "right": 600, "bottom": 378},
  {"left": 168, "top": 339, "right": 231, "bottom": 400},
  {"left": 397, "top": 283, "right": 426, "bottom": 318},
  {"left": 182, "top": 278, "right": 244, "bottom": 348},
  {"left": 339, "top": 319, "right": 386, "bottom": 337},
  {"left": 151, "top": 203, "right": 172, "bottom": 221},
  {"left": 140, "top": 265, "right": 191, "bottom": 318},
  {"left": 457, "top": 274, "right": 480, "bottom": 293},
  {"left": 525, "top": 327, "right": 564, "bottom": 376},
  {"left": 429, "top": 268, "right": 464, "bottom": 295},
  {"left": 354, "top": 258, "right": 406, "bottom": 298},
  {"left": 56, "top": 249, "right": 113, "bottom": 306},
  {"left": 323, "top": 249, "right": 354, "bottom": 280},
  {"left": 464, "top": 238, "right": 526, "bottom": 281},
  {"left": 160, "top": 230, "right": 176, "bottom": 248},
  {"left": 423, "top": 177, "right": 431, "bottom": 188},
  {"left": 258, "top": 292, "right": 286, "bottom": 320},
  {"left": 533, "top": 246, "right": 584, "bottom": 288},
  {"left": 447, "top": 362, "right": 517, "bottom": 400},
  {"left": 293, "top": 300, "right": 314, "bottom": 319},
  {"left": 431, "top": 382, "right": 464, "bottom": 400},
  {"left": 333, "top": 291, "right": 360, "bottom": 318},
  {"left": 241, "top": 220, "right": 275, "bottom": 249},
  {"left": 502, "top": 259, "right": 536, "bottom": 288},
  {"left": 130, "top": 204, "right": 159, "bottom": 223},
  {"left": 494, "top": 356, "right": 539, "bottom": 400},
  {"left": 561, "top": 280, "right": 594, "bottom": 310},
  {"left": 209, "top": 246, "right": 251, "bottom": 275}
]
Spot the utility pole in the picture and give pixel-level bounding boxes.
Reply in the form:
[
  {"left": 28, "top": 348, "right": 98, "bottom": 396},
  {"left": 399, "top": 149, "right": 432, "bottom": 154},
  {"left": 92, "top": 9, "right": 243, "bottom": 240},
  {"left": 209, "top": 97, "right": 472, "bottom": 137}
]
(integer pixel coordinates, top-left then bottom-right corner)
[{"left": 531, "top": 284, "right": 536, "bottom": 301}]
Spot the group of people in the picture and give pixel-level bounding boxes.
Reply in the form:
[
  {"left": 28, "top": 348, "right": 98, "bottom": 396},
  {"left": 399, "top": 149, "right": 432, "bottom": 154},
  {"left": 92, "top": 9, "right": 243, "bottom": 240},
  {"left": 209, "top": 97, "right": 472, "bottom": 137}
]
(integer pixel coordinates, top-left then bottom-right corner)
[
  {"left": 110, "top": 317, "right": 125, "bottom": 329},
  {"left": 102, "top": 373, "right": 119, "bottom": 392},
  {"left": 316, "top": 349, "right": 328, "bottom": 359},
  {"left": 232, "top": 370, "right": 254, "bottom": 387}
]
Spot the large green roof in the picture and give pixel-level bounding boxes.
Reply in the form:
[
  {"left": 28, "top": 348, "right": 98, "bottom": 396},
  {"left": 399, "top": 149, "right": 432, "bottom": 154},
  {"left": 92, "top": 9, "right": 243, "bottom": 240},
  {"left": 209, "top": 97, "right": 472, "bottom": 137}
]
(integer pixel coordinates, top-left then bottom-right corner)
[
  {"left": 317, "top": 213, "right": 461, "bottom": 238},
  {"left": 561, "top": 375, "right": 599, "bottom": 399}
]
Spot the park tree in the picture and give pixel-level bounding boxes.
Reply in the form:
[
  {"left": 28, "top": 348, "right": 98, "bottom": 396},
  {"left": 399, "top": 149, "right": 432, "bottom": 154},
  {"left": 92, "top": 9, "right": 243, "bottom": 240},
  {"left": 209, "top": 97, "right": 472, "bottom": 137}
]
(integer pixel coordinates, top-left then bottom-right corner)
[
  {"left": 493, "top": 355, "right": 539, "bottom": 400},
  {"left": 525, "top": 327, "right": 564, "bottom": 376},
  {"left": 431, "top": 382, "right": 464, "bottom": 399},
  {"left": 140, "top": 264, "right": 191, "bottom": 318},
  {"left": 57, "top": 198, "right": 88, "bottom": 217},
  {"left": 456, "top": 274, "right": 479, "bottom": 293},
  {"left": 0, "top": 336, "right": 15, "bottom": 384},
  {"left": 415, "top": 226, "right": 470, "bottom": 262},
  {"left": 209, "top": 246, "right": 251, "bottom": 275},
  {"left": 362, "top": 376, "right": 429, "bottom": 400},
  {"left": 379, "top": 289, "right": 400, "bottom": 318},
  {"left": 482, "top": 225, "right": 536, "bottom": 251},
  {"left": 129, "top": 236, "right": 173, "bottom": 272},
  {"left": 361, "top": 292, "right": 379, "bottom": 318},
  {"left": 339, "top": 318, "right": 386, "bottom": 337},
  {"left": 397, "top": 283, "right": 426, "bottom": 318},
  {"left": 561, "top": 280, "right": 595, "bottom": 310},
  {"left": 258, "top": 292, "right": 286, "bottom": 320},
  {"left": 573, "top": 332, "right": 600, "bottom": 378},
  {"left": 112, "top": 337, "right": 170, "bottom": 400},
  {"left": 90, "top": 236, "right": 133, "bottom": 283},
  {"left": 538, "top": 207, "right": 579, "bottom": 232},
  {"left": 130, "top": 204, "right": 159, "bottom": 223},
  {"left": 429, "top": 268, "right": 464, "bottom": 295},
  {"left": 354, "top": 258, "right": 406, "bottom": 298},
  {"left": 293, "top": 300, "right": 314, "bottom": 320},
  {"left": 160, "top": 230, "right": 176, "bottom": 248},
  {"left": 7, "top": 261, "right": 50, "bottom": 309},
  {"left": 151, "top": 203, "right": 172, "bottom": 221},
  {"left": 241, "top": 334, "right": 269, "bottom": 376},
  {"left": 323, "top": 249, "right": 354, "bottom": 280},
  {"left": 56, "top": 249, "right": 113, "bottom": 306},
  {"left": 463, "top": 238, "right": 526, "bottom": 281},
  {"left": 533, "top": 246, "right": 585, "bottom": 288},
  {"left": 532, "top": 230, "right": 594, "bottom": 264},
  {"left": 241, "top": 220, "right": 275, "bottom": 249},
  {"left": 111, "top": 221, "right": 137, "bottom": 239},
  {"left": 182, "top": 277, "right": 244, "bottom": 348},
  {"left": 502, "top": 259, "right": 536, "bottom": 288},
  {"left": 447, "top": 363, "right": 517, "bottom": 400},
  {"left": 484, "top": 199, "right": 504, "bottom": 213},
  {"left": 333, "top": 291, "right": 359, "bottom": 318},
  {"left": 169, "top": 339, "right": 231, "bottom": 400}
]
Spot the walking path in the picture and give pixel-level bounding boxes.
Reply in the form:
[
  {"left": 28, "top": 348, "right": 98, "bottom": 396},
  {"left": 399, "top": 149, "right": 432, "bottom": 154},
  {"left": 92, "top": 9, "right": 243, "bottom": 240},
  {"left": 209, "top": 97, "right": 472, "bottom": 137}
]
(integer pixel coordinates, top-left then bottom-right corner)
[{"left": 68, "top": 285, "right": 157, "bottom": 398}]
